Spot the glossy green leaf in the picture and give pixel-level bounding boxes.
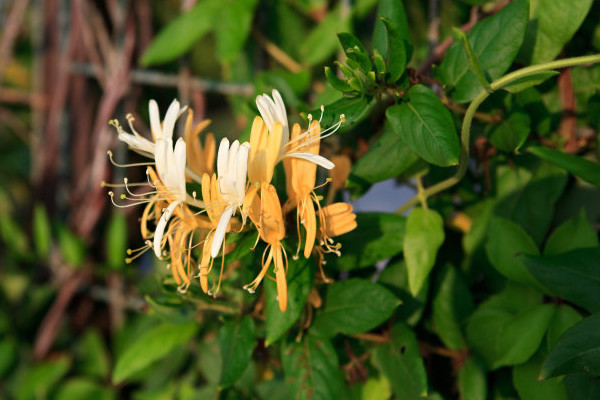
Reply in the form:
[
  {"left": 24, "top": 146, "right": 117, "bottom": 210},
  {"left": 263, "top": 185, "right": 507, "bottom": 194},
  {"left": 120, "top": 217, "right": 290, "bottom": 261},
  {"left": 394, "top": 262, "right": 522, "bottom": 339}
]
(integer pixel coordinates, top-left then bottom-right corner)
[
  {"left": 503, "top": 71, "right": 559, "bottom": 93},
  {"left": 372, "top": 0, "right": 412, "bottom": 61},
  {"left": 311, "top": 279, "right": 399, "bottom": 336},
  {"left": 527, "top": 145, "right": 600, "bottom": 188},
  {"left": 214, "top": 0, "right": 258, "bottom": 63},
  {"left": 380, "top": 17, "right": 408, "bottom": 83},
  {"left": 488, "top": 111, "right": 531, "bottom": 153},
  {"left": 141, "top": 0, "right": 220, "bottom": 66},
  {"left": 544, "top": 209, "right": 599, "bottom": 255},
  {"left": 313, "top": 96, "right": 375, "bottom": 132},
  {"left": 485, "top": 216, "right": 539, "bottom": 284},
  {"left": 347, "top": 120, "right": 421, "bottom": 194},
  {"left": 372, "top": 323, "right": 428, "bottom": 399},
  {"left": 265, "top": 259, "right": 312, "bottom": 346},
  {"left": 452, "top": 27, "right": 490, "bottom": 91},
  {"left": 438, "top": 0, "right": 529, "bottom": 102},
  {"left": 387, "top": 84, "right": 460, "bottom": 166},
  {"left": 404, "top": 207, "right": 445, "bottom": 296},
  {"left": 432, "top": 265, "right": 475, "bottom": 350},
  {"left": 547, "top": 305, "right": 582, "bottom": 349},
  {"left": 466, "top": 284, "right": 554, "bottom": 370},
  {"left": 513, "top": 352, "right": 568, "bottom": 400},
  {"left": 330, "top": 213, "right": 406, "bottom": 270},
  {"left": 522, "top": 248, "right": 600, "bottom": 314},
  {"left": 519, "top": 0, "right": 594, "bottom": 64},
  {"left": 282, "top": 336, "right": 344, "bottom": 400},
  {"left": 113, "top": 322, "right": 197, "bottom": 383},
  {"left": 106, "top": 213, "right": 127, "bottom": 269},
  {"left": 219, "top": 316, "right": 255, "bottom": 388},
  {"left": 33, "top": 204, "right": 51, "bottom": 258},
  {"left": 541, "top": 313, "right": 600, "bottom": 379},
  {"left": 458, "top": 357, "right": 487, "bottom": 400}
]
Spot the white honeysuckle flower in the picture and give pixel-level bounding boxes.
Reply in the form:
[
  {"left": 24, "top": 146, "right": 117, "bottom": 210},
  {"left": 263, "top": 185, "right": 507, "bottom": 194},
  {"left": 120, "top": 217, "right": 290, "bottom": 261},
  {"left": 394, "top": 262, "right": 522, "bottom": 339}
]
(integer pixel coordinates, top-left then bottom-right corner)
[
  {"left": 112, "top": 99, "right": 187, "bottom": 157},
  {"left": 153, "top": 137, "right": 188, "bottom": 258},
  {"left": 210, "top": 138, "right": 250, "bottom": 258},
  {"left": 255, "top": 90, "right": 342, "bottom": 170}
]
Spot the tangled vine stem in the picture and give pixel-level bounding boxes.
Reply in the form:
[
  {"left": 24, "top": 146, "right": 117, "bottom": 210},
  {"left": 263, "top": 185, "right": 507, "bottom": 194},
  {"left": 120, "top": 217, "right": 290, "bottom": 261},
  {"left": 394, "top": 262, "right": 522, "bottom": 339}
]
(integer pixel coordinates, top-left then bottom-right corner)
[{"left": 396, "top": 53, "right": 600, "bottom": 215}]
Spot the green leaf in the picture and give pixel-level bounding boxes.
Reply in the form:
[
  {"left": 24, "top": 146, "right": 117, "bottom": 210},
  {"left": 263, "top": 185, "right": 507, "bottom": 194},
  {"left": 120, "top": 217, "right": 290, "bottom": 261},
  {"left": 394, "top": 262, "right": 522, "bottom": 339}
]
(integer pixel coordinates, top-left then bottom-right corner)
[
  {"left": 14, "top": 356, "right": 71, "bottom": 400},
  {"left": 57, "top": 225, "right": 85, "bottom": 267},
  {"left": 33, "top": 204, "right": 51, "bottom": 258},
  {"left": 300, "top": 7, "right": 349, "bottom": 66},
  {"left": 141, "top": 0, "right": 221, "bottom": 66},
  {"left": 565, "top": 375, "right": 600, "bottom": 400},
  {"left": 265, "top": 259, "right": 312, "bottom": 346},
  {"left": 311, "top": 279, "right": 399, "bottom": 336},
  {"left": 547, "top": 305, "right": 582, "bottom": 349},
  {"left": 325, "top": 66, "right": 353, "bottom": 93},
  {"left": 0, "top": 337, "right": 18, "bottom": 378},
  {"left": 451, "top": 27, "right": 490, "bottom": 91},
  {"left": 519, "top": 0, "right": 594, "bottom": 64},
  {"left": 522, "top": 248, "right": 600, "bottom": 314},
  {"left": 502, "top": 71, "right": 559, "bottom": 93},
  {"left": 360, "top": 375, "right": 392, "bottom": 400},
  {"left": 485, "top": 216, "right": 539, "bottom": 284},
  {"left": 488, "top": 111, "right": 531, "bottom": 153},
  {"left": 338, "top": 33, "right": 371, "bottom": 72},
  {"left": 438, "top": 0, "right": 529, "bottom": 102},
  {"left": 541, "top": 313, "right": 600, "bottom": 379},
  {"left": 544, "top": 209, "right": 599, "bottom": 255},
  {"left": 347, "top": 120, "right": 421, "bottom": 194},
  {"left": 372, "top": 0, "right": 412, "bottom": 61},
  {"left": 312, "top": 96, "right": 376, "bottom": 132},
  {"left": 112, "top": 322, "right": 197, "bottom": 383},
  {"left": 106, "top": 213, "right": 127, "bottom": 269},
  {"left": 145, "top": 295, "right": 196, "bottom": 324},
  {"left": 214, "top": 0, "right": 258, "bottom": 63},
  {"left": 527, "top": 146, "right": 600, "bottom": 188},
  {"left": 466, "top": 284, "right": 555, "bottom": 370},
  {"left": 404, "top": 207, "right": 445, "bottom": 296},
  {"left": 330, "top": 213, "right": 406, "bottom": 270},
  {"left": 387, "top": 84, "right": 460, "bottom": 167},
  {"left": 372, "top": 323, "right": 428, "bottom": 399},
  {"left": 54, "top": 379, "right": 115, "bottom": 400},
  {"left": 380, "top": 17, "right": 408, "bottom": 83},
  {"left": 282, "top": 336, "right": 344, "bottom": 400},
  {"left": 458, "top": 357, "right": 487, "bottom": 400},
  {"left": 513, "top": 352, "right": 568, "bottom": 400},
  {"left": 432, "top": 265, "right": 475, "bottom": 350},
  {"left": 219, "top": 316, "right": 255, "bottom": 388},
  {"left": 74, "top": 330, "right": 110, "bottom": 379}
]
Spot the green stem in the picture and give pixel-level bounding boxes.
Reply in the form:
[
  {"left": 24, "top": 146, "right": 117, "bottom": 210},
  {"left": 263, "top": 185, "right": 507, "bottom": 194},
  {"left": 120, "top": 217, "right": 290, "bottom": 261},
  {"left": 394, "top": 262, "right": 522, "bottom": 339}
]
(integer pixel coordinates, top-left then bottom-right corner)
[{"left": 396, "top": 53, "right": 600, "bottom": 215}]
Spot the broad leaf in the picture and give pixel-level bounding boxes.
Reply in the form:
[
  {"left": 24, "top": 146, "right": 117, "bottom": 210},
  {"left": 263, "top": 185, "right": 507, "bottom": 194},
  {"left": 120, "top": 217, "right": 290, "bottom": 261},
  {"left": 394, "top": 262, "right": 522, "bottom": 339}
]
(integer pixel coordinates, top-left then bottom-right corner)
[
  {"left": 311, "top": 279, "right": 399, "bottom": 336},
  {"left": 313, "top": 96, "right": 376, "bottom": 132},
  {"left": 372, "top": 0, "right": 412, "bottom": 61},
  {"left": 488, "top": 111, "right": 531, "bottom": 153},
  {"left": 282, "top": 336, "right": 344, "bottom": 400},
  {"left": 527, "top": 146, "right": 600, "bottom": 189},
  {"left": 214, "top": 0, "right": 258, "bottom": 63},
  {"left": 372, "top": 323, "right": 428, "bottom": 399},
  {"left": 219, "top": 316, "right": 255, "bottom": 388},
  {"left": 265, "top": 259, "right": 313, "bottom": 346},
  {"left": 513, "top": 352, "right": 568, "bottom": 400},
  {"left": 14, "top": 356, "right": 71, "bottom": 400},
  {"left": 54, "top": 379, "right": 115, "bottom": 400},
  {"left": 565, "top": 375, "right": 600, "bottom": 400},
  {"left": 380, "top": 17, "right": 409, "bottom": 83},
  {"left": 544, "top": 209, "right": 599, "bottom": 255},
  {"left": 387, "top": 84, "right": 460, "bottom": 167},
  {"left": 522, "top": 248, "right": 600, "bottom": 314},
  {"left": 503, "top": 71, "right": 559, "bottom": 93},
  {"left": 541, "top": 314, "right": 600, "bottom": 379},
  {"left": 458, "top": 357, "right": 487, "bottom": 400},
  {"left": 547, "top": 305, "right": 582, "bottom": 349},
  {"left": 438, "top": 0, "right": 529, "bottom": 102}
]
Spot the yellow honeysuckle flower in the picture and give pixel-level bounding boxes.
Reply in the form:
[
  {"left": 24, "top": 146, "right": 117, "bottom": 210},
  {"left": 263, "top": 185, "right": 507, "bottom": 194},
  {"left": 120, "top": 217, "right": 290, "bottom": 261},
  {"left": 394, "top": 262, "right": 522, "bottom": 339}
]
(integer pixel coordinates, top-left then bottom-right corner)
[{"left": 244, "top": 183, "right": 288, "bottom": 312}]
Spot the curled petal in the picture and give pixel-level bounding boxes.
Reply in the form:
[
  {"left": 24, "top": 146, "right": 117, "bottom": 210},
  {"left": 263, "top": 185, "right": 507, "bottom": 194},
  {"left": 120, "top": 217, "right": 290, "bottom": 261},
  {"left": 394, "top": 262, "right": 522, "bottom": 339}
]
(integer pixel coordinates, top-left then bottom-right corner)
[
  {"left": 217, "top": 138, "right": 230, "bottom": 178},
  {"left": 153, "top": 201, "right": 180, "bottom": 258},
  {"left": 286, "top": 152, "right": 335, "bottom": 169},
  {"left": 211, "top": 206, "right": 234, "bottom": 258},
  {"left": 162, "top": 99, "right": 181, "bottom": 140},
  {"left": 149, "top": 99, "right": 162, "bottom": 140}
]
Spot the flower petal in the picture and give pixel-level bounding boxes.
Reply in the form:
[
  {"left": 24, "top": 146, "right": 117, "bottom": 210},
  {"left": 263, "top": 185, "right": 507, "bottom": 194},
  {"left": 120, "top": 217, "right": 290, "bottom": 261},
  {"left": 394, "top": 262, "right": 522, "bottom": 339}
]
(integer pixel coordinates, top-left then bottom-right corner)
[
  {"left": 153, "top": 201, "right": 179, "bottom": 258},
  {"left": 217, "top": 138, "right": 230, "bottom": 178},
  {"left": 149, "top": 99, "right": 162, "bottom": 140},
  {"left": 286, "top": 152, "right": 335, "bottom": 169},
  {"left": 162, "top": 99, "right": 181, "bottom": 140},
  {"left": 211, "top": 206, "right": 234, "bottom": 258}
]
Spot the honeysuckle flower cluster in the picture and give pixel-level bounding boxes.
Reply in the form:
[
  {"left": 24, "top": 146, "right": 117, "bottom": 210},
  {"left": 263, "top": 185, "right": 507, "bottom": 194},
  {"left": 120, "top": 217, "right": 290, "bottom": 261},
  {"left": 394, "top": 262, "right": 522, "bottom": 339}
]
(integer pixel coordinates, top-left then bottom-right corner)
[{"left": 105, "top": 90, "right": 356, "bottom": 312}]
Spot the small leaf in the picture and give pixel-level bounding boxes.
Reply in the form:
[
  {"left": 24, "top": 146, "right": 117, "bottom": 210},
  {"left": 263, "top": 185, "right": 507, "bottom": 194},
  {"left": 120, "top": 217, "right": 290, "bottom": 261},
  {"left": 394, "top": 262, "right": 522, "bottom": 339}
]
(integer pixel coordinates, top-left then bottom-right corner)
[
  {"left": 219, "top": 316, "right": 255, "bottom": 388},
  {"left": 503, "top": 71, "right": 559, "bottom": 93},
  {"left": 522, "top": 248, "right": 600, "bottom": 314},
  {"left": 282, "top": 336, "right": 344, "bottom": 400},
  {"left": 488, "top": 111, "right": 531, "bottom": 153},
  {"left": 141, "top": 0, "right": 221, "bottom": 66},
  {"left": 513, "top": 352, "right": 568, "bottom": 400},
  {"left": 372, "top": 323, "right": 428, "bottom": 399},
  {"left": 54, "top": 379, "right": 115, "bottom": 400},
  {"left": 74, "top": 330, "right": 110, "bottom": 379},
  {"left": 14, "top": 356, "right": 71, "bottom": 400},
  {"left": 485, "top": 216, "right": 539, "bottom": 284},
  {"left": 338, "top": 33, "right": 371, "bottom": 72},
  {"left": 330, "top": 213, "right": 406, "bottom": 270},
  {"left": 458, "top": 357, "right": 487, "bottom": 400},
  {"left": 57, "top": 225, "right": 85, "bottom": 267},
  {"left": 544, "top": 209, "right": 599, "bottom": 255},
  {"left": 106, "top": 213, "right": 127, "bottom": 270},
  {"left": 265, "top": 259, "right": 313, "bottom": 346},
  {"left": 310, "top": 96, "right": 376, "bottom": 132},
  {"left": 451, "top": 27, "right": 490, "bottom": 91},
  {"left": 33, "top": 204, "right": 51, "bottom": 258},
  {"left": 380, "top": 17, "right": 408, "bottom": 83},
  {"left": 404, "top": 208, "right": 445, "bottom": 296},
  {"left": 112, "top": 322, "right": 197, "bottom": 383},
  {"left": 387, "top": 84, "right": 460, "bottom": 167},
  {"left": 325, "top": 66, "right": 353, "bottom": 93},
  {"left": 527, "top": 145, "right": 600, "bottom": 188},
  {"left": 541, "top": 313, "right": 600, "bottom": 379},
  {"left": 372, "top": 0, "right": 412, "bottom": 61},
  {"left": 311, "top": 279, "right": 399, "bottom": 336}
]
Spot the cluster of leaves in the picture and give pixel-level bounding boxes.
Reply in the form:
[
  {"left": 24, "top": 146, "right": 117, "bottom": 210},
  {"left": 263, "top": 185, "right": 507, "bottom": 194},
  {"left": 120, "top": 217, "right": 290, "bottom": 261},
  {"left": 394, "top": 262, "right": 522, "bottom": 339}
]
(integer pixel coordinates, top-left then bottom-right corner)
[{"left": 2, "top": 0, "right": 600, "bottom": 399}]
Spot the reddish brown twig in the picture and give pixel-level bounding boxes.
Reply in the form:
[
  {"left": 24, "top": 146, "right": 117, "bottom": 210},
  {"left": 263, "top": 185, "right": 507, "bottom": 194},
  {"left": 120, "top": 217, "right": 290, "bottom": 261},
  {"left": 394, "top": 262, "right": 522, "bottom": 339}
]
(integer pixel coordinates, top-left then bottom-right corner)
[
  {"left": 0, "top": 0, "right": 31, "bottom": 85},
  {"left": 558, "top": 68, "right": 578, "bottom": 153}
]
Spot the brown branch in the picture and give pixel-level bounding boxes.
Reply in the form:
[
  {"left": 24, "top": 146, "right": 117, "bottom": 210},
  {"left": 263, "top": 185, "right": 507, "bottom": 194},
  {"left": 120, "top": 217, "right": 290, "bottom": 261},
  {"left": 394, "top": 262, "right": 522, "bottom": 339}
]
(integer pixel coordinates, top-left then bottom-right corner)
[
  {"left": 0, "top": 87, "right": 47, "bottom": 108},
  {"left": 558, "top": 68, "right": 578, "bottom": 153}
]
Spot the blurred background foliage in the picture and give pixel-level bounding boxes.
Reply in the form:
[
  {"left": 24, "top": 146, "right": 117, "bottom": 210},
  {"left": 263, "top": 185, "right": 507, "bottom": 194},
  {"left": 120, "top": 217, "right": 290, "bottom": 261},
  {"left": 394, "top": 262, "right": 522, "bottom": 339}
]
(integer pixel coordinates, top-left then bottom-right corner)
[{"left": 1, "top": 0, "right": 600, "bottom": 399}]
